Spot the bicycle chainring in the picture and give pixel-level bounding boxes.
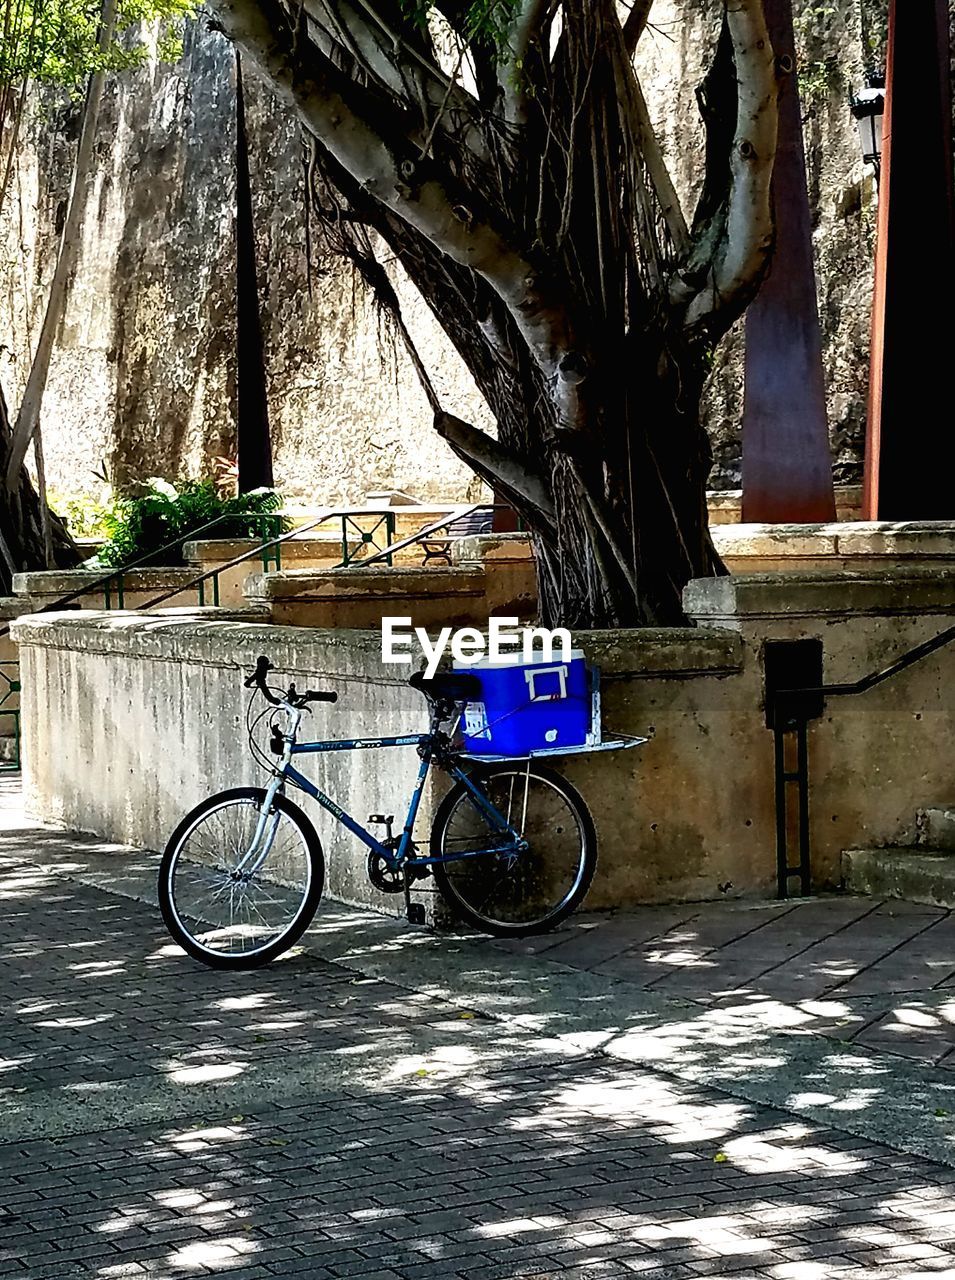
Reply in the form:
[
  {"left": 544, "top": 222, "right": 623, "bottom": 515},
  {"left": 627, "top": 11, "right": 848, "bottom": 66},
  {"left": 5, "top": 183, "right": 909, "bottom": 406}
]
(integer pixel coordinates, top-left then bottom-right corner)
[{"left": 367, "top": 850, "right": 406, "bottom": 894}]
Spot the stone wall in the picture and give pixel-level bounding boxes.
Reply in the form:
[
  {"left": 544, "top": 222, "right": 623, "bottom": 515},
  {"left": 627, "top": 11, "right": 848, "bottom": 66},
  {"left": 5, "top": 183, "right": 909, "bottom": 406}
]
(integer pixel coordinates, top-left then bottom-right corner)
[
  {"left": 2, "top": 1, "right": 885, "bottom": 502},
  {"left": 12, "top": 562, "right": 955, "bottom": 912},
  {"left": 0, "top": 22, "right": 490, "bottom": 505}
]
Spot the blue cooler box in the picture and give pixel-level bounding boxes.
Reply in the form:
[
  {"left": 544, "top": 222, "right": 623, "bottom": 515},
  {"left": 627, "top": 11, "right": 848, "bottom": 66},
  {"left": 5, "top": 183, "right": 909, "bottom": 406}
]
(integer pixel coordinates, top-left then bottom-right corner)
[{"left": 453, "top": 650, "right": 598, "bottom": 757}]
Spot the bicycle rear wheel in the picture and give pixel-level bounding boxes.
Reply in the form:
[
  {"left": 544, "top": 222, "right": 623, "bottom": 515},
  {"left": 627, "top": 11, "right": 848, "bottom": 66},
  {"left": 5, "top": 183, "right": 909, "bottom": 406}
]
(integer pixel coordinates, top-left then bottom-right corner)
[
  {"left": 158, "top": 787, "right": 324, "bottom": 969},
  {"left": 431, "top": 762, "right": 596, "bottom": 936}
]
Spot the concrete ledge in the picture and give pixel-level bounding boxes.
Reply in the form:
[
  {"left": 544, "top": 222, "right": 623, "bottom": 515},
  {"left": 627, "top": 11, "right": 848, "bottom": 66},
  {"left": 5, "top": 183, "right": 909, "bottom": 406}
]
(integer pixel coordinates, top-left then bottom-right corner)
[
  {"left": 712, "top": 520, "right": 955, "bottom": 574},
  {"left": 452, "top": 532, "right": 533, "bottom": 562},
  {"left": 686, "top": 567, "right": 955, "bottom": 623},
  {"left": 575, "top": 627, "right": 743, "bottom": 677},
  {"left": 13, "top": 567, "right": 199, "bottom": 594},
  {"left": 843, "top": 847, "right": 955, "bottom": 909},
  {"left": 0, "top": 597, "right": 28, "bottom": 622},
  {"left": 12, "top": 567, "right": 202, "bottom": 612},
  {"left": 9, "top": 609, "right": 350, "bottom": 667},
  {"left": 13, "top": 614, "right": 754, "bottom": 910},
  {"left": 184, "top": 535, "right": 350, "bottom": 561},
  {"left": 244, "top": 566, "right": 489, "bottom": 628},
  {"left": 11, "top": 612, "right": 743, "bottom": 680}
]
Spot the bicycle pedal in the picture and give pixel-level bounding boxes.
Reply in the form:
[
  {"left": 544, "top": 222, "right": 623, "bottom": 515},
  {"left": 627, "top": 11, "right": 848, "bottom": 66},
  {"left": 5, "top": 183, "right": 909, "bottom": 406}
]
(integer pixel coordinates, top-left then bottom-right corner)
[
  {"left": 406, "top": 902, "right": 426, "bottom": 926},
  {"left": 369, "top": 813, "right": 395, "bottom": 840}
]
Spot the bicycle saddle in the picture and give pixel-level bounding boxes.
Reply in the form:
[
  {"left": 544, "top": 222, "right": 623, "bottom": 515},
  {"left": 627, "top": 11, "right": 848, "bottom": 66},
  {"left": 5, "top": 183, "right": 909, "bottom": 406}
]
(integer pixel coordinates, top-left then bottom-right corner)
[{"left": 408, "top": 670, "right": 482, "bottom": 702}]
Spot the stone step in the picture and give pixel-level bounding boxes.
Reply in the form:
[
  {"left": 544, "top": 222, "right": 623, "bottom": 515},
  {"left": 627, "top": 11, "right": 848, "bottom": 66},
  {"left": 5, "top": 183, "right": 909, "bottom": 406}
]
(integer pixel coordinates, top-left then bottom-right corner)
[
  {"left": 917, "top": 807, "right": 955, "bottom": 852},
  {"left": 843, "top": 846, "right": 955, "bottom": 909}
]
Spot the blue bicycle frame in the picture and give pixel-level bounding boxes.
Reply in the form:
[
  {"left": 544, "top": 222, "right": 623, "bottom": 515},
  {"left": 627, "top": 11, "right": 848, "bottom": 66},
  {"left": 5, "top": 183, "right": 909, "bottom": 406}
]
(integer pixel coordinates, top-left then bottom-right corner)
[{"left": 277, "top": 730, "right": 523, "bottom": 871}]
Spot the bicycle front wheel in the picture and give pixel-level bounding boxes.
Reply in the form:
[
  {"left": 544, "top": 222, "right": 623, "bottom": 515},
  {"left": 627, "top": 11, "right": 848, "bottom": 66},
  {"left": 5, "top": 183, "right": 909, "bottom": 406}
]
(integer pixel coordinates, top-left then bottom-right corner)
[
  {"left": 431, "top": 762, "right": 596, "bottom": 936},
  {"left": 158, "top": 787, "right": 324, "bottom": 970}
]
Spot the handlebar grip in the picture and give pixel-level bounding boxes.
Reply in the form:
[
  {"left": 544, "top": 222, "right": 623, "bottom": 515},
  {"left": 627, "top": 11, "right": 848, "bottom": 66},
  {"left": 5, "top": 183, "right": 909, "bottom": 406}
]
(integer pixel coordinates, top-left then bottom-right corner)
[
  {"left": 305, "top": 690, "right": 338, "bottom": 704},
  {"left": 244, "top": 655, "right": 272, "bottom": 688}
]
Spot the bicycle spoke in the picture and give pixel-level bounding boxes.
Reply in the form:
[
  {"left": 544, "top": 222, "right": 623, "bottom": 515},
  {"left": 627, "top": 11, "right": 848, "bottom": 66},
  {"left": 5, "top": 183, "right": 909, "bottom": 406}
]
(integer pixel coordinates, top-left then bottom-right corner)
[
  {"left": 165, "top": 798, "right": 314, "bottom": 960},
  {"left": 437, "top": 769, "right": 590, "bottom": 931}
]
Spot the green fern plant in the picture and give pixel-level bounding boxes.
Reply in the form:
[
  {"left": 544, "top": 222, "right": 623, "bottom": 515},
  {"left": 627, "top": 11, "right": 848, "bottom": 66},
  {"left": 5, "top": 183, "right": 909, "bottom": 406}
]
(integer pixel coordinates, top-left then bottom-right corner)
[{"left": 96, "top": 478, "right": 288, "bottom": 569}]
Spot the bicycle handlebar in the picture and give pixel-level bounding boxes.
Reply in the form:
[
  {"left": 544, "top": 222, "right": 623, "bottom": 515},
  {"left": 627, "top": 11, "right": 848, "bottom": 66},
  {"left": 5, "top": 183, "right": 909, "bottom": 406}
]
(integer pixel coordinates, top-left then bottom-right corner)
[{"left": 244, "top": 655, "right": 338, "bottom": 708}]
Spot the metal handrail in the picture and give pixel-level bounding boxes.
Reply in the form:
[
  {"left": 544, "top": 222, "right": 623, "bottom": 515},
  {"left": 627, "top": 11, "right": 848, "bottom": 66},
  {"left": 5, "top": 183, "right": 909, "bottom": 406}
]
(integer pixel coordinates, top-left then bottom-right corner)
[
  {"left": 140, "top": 501, "right": 507, "bottom": 606},
  {"left": 135, "top": 506, "right": 385, "bottom": 609},
  {"left": 140, "top": 501, "right": 503, "bottom": 606},
  {"left": 0, "top": 508, "right": 287, "bottom": 639},
  {"left": 769, "top": 611, "right": 955, "bottom": 902},
  {"left": 0, "top": 498, "right": 510, "bottom": 630},
  {"left": 776, "top": 621, "right": 955, "bottom": 708},
  {"left": 348, "top": 504, "right": 499, "bottom": 570}
]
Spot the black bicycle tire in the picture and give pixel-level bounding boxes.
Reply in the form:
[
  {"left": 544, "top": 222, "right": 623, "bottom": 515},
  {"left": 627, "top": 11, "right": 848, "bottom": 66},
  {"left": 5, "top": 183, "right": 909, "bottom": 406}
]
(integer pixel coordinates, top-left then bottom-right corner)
[
  {"left": 430, "top": 762, "right": 597, "bottom": 937},
  {"left": 158, "top": 787, "right": 325, "bottom": 970}
]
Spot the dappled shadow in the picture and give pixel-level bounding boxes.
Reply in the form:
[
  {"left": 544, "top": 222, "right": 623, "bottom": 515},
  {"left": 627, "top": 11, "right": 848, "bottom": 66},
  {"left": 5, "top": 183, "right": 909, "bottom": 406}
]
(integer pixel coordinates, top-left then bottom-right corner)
[
  {"left": 4, "top": 857, "right": 955, "bottom": 1277},
  {"left": 4, "top": 1042, "right": 955, "bottom": 1277}
]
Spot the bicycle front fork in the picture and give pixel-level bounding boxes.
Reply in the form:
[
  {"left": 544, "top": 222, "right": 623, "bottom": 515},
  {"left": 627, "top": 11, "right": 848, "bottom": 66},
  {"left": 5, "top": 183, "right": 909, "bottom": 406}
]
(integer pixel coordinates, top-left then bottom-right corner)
[{"left": 234, "top": 773, "right": 286, "bottom": 876}]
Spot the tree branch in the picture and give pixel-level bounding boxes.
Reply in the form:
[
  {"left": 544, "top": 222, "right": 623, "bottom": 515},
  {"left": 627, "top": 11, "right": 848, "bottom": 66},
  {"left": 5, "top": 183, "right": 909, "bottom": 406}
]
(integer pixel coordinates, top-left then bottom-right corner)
[
  {"left": 623, "top": 0, "right": 653, "bottom": 56},
  {"left": 211, "top": 0, "right": 588, "bottom": 425},
  {"left": 627, "top": 68, "right": 689, "bottom": 256},
  {"left": 302, "top": 0, "right": 490, "bottom": 164},
  {"left": 671, "top": 0, "right": 778, "bottom": 338},
  {"left": 434, "top": 410, "right": 555, "bottom": 518},
  {"left": 499, "top": 0, "right": 554, "bottom": 125}
]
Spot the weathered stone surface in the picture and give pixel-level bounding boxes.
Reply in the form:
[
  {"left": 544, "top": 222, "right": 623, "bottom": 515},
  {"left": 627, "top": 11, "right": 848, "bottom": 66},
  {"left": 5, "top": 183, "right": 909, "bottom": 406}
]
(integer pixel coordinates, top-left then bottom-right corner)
[
  {"left": 685, "top": 565, "right": 955, "bottom": 895},
  {"left": 712, "top": 519, "right": 955, "bottom": 573},
  {"left": 918, "top": 807, "right": 955, "bottom": 851},
  {"left": 244, "top": 564, "right": 489, "bottom": 627},
  {"left": 686, "top": 565, "right": 955, "bottom": 624},
  {"left": 0, "top": 20, "right": 490, "bottom": 505},
  {"left": 12, "top": 566, "right": 203, "bottom": 611},
  {"left": 13, "top": 613, "right": 752, "bottom": 909},
  {"left": 843, "top": 848, "right": 955, "bottom": 909}
]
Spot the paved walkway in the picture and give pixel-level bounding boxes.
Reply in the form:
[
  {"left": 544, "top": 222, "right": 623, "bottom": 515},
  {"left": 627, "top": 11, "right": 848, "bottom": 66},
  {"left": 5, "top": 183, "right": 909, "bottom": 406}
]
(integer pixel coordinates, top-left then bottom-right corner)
[
  {"left": 5, "top": 780, "right": 955, "bottom": 1278},
  {"left": 491, "top": 896, "right": 955, "bottom": 1069}
]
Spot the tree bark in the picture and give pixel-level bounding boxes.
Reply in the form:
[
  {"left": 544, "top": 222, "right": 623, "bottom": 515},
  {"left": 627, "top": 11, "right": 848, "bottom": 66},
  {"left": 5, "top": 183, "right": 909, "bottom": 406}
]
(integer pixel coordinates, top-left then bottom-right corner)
[
  {"left": 5, "top": 0, "right": 119, "bottom": 489},
  {"left": 0, "top": 382, "right": 79, "bottom": 594}
]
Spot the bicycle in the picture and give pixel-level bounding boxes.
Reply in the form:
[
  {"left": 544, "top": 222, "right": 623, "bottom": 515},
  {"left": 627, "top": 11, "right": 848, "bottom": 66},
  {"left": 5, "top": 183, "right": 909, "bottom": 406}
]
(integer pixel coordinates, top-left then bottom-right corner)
[{"left": 158, "top": 655, "right": 600, "bottom": 969}]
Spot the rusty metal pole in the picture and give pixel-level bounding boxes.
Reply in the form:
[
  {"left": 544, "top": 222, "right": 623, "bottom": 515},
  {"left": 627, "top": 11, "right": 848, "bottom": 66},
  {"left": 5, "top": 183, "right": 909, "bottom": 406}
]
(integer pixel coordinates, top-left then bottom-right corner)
[
  {"left": 862, "top": 0, "right": 955, "bottom": 519},
  {"left": 741, "top": 0, "right": 836, "bottom": 524}
]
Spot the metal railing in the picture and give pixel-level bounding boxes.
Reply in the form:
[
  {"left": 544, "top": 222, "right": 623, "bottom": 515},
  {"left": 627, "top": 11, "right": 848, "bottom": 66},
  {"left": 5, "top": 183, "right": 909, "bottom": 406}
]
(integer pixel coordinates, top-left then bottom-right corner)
[
  {"left": 0, "top": 505, "right": 409, "bottom": 636},
  {"left": 135, "top": 506, "right": 400, "bottom": 610},
  {"left": 767, "top": 623, "right": 955, "bottom": 898},
  {"left": 342, "top": 503, "right": 490, "bottom": 569},
  {"left": 0, "top": 661, "right": 20, "bottom": 773},
  {"left": 137, "top": 502, "right": 502, "bottom": 609},
  {"left": 0, "top": 499, "right": 510, "bottom": 769}
]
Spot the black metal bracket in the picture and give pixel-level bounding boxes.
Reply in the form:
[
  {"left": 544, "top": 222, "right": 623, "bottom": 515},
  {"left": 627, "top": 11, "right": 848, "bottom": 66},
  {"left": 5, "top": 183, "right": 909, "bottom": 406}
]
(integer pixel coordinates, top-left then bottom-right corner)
[{"left": 764, "top": 640, "right": 824, "bottom": 899}]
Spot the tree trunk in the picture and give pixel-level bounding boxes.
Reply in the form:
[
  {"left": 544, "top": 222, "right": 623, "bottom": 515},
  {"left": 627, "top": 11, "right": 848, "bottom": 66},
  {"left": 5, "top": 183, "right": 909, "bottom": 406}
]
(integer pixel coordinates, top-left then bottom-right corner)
[
  {"left": 4, "top": 0, "right": 119, "bottom": 489},
  {"left": 210, "top": 0, "right": 779, "bottom": 626},
  {"left": 0, "top": 381, "right": 79, "bottom": 595}
]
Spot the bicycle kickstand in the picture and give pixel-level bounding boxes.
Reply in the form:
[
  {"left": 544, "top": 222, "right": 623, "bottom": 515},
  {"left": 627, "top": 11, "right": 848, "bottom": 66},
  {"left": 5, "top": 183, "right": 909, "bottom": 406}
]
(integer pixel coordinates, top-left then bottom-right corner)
[
  {"left": 403, "top": 859, "right": 426, "bottom": 927},
  {"left": 370, "top": 813, "right": 425, "bottom": 927}
]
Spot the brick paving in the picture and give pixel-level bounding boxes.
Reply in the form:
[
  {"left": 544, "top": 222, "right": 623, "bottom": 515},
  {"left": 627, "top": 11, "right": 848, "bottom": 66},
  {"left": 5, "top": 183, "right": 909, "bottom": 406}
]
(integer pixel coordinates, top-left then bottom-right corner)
[{"left": 4, "top": 832, "right": 955, "bottom": 1276}]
